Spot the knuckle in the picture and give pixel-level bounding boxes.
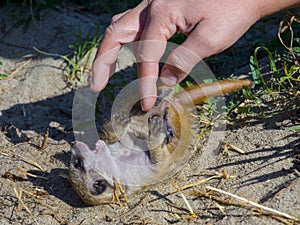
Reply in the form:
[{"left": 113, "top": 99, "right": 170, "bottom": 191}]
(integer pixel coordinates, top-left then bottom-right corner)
[
  {"left": 149, "top": 0, "right": 167, "bottom": 14},
  {"left": 166, "top": 48, "right": 200, "bottom": 73},
  {"left": 105, "top": 23, "right": 116, "bottom": 38},
  {"left": 111, "top": 9, "right": 129, "bottom": 24},
  {"left": 203, "top": 35, "right": 224, "bottom": 54},
  {"left": 111, "top": 11, "right": 125, "bottom": 23},
  {"left": 167, "top": 53, "right": 188, "bottom": 72},
  {"left": 111, "top": 14, "right": 120, "bottom": 23},
  {"left": 136, "top": 41, "right": 165, "bottom": 62}
]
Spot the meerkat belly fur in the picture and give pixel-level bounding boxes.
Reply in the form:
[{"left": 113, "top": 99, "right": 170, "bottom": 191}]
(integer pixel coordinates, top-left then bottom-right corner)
[{"left": 69, "top": 80, "right": 252, "bottom": 205}]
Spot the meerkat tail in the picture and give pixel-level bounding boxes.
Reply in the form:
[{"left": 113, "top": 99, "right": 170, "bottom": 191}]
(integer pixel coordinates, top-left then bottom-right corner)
[{"left": 175, "top": 79, "right": 253, "bottom": 105}]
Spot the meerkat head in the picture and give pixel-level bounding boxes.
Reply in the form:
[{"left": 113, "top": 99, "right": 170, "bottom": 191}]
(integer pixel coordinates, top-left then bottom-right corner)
[{"left": 69, "top": 140, "right": 118, "bottom": 205}]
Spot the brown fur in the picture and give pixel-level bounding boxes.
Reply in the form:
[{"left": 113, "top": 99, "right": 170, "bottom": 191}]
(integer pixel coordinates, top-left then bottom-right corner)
[{"left": 69, "top": 79, "right": 253, "bottom": 205}]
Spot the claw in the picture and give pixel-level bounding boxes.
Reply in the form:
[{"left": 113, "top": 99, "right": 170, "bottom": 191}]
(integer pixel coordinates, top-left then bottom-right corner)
[
  {"left": 163, "top": 108, "right": 176, "bottom": 144},
  {"left": 113, "top": 112, "right": 130, "bottom": 126},
  {"left": 148, "top": 107, "right": 176, "bottom": 144}
]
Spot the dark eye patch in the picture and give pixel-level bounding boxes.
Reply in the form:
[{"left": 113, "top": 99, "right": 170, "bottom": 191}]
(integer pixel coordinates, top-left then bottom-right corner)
[{"left": 73, "top": 157, "right": 84, "bottom": 170}]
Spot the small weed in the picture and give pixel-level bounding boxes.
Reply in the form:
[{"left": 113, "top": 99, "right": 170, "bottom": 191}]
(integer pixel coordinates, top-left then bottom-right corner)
[
  {"left": 0, "top": 74, "right": 8, "bottom": 79},
  {"left": 169, "top": 32, "right": 186, "bottom": 45},
  {"left": 251, "top": 10, "right": 300, "bottom": 88},
  {"left": 226, "top": 10, "right": 299, "bottom": 121},
  {"left": 288, "top": 125, "right": 300, "bottom": 131},
  {"left": 0, "top": 61, "right": 9, "bottom": 79},
  {"left": 250, "top": 46, "right": 280, "bottom": 92},
  {"left": 68, "top": 23, "right": 103, "bottom": 80},
  {"left": 226, "top": 85, "right": 263, "bottom": 120},
  {"left": 34, "top": 23, "right": 102, "bottom": 81}
]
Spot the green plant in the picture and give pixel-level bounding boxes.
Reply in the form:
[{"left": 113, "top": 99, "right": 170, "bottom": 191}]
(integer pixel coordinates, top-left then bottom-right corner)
[
  {"left": 68, "top": 23, "right": 103, "bottom": 80},
  {"left": 226, "top": 11, "right": 300, "bottom": 121},
  {"left": 250, "top": 46, "right": 282, "bottom": 92},
  {"left": 0, "top": 61, "right": 9, "bottom": 79},
  {"left": 225, "top": 85, "right": 263, "bottom": 120},
  {"left": 288, "top": 125, "right": 300, "bottom": 131},
  {"left": 250, "top": 11, "right": 299, "bottom": 89},
  {"left": 35, "top": 23, "right": 102, "bottom": 81}
]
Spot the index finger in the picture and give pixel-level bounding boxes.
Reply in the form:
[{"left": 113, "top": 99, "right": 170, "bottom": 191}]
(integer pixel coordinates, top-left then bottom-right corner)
[
  {"left": 136, "top": 8, "right": 177, "bottom": 110},
  {"left": 91, "top": 1, "right": 149, "bottom": 92}
]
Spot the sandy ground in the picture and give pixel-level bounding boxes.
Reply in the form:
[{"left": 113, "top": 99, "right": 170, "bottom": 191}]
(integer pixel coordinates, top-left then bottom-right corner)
[{"left": 0, "top": 5, "right": 299, "bottom": 225}]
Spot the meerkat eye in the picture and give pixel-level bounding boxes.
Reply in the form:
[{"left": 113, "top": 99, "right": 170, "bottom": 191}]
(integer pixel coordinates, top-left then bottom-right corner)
[
  {"left": 73, "top": 157, "right": 84, "bottom": 170},
  {"left": 92, "top": 180, "right": 107, "bottom": 195}
]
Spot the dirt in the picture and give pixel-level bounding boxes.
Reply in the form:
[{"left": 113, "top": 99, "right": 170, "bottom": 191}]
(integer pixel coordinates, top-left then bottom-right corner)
[{"left": 0, "top": 5, "right": 299, "bottom": 225}]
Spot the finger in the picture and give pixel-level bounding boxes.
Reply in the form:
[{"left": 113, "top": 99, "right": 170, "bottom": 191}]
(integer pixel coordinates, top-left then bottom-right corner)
[
  {"left": 91, "top": 46, "right": 119, "bottom": 92},
  {"left": 91, "top": 1, "right": 149, "bottom": 92},
  {"left": 138, "top": 75, "right": 158, "bottom": 112},
  {"left": 136, "top": 1, "right": 177, "bottom": 110},
  {"left": 136, "top": 41, "right": 168, "bottom": 111}
]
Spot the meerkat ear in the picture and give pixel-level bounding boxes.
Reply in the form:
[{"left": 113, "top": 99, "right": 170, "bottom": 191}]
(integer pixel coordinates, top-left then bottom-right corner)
[
  {"left": 94, "top": 140, "right": 107, "bottom": 155},
  {"left": 71, "top": 141, "right": 90, "bottom": 153}
]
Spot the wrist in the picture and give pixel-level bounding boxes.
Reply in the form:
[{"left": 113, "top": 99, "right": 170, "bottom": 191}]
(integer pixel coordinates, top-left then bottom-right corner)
[{"left": 256, "top": 0, "right": 300, "bottom": 19}]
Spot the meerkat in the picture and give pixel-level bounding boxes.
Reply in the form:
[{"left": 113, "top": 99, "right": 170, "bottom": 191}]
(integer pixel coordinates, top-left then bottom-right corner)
[{"left": 69, "top": 79, "right": 252, "bottom": 205}]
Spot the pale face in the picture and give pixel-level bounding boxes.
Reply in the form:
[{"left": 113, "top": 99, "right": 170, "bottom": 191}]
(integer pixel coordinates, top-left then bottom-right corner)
[{"left": 69, "top": 141, "right": 117, "bottom": 205}]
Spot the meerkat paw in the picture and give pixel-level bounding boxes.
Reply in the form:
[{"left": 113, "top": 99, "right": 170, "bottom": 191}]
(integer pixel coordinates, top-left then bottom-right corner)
[
  {"left": 148, "top": 111, "right": 175, "bottom": 144},
  {"left": 112, "top": 112, "right": 131, "bottom": 127},
  {"left": 163, "top": 107, "right": 175, "bottom": 144},
  {"left": 148, "top": 114, "right": 165, "bottom": 141},
  {"left": 147, "top": 113, "right": 174, "bottom": 163}
]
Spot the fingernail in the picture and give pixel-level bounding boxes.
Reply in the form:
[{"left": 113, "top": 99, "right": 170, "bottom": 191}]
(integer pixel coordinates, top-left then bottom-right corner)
[
  {"left": 161, "top": 69, "right": 177, "bottom": 86},
  {"left": 141, "top": 97, "right": 156, "bottom": 112}
]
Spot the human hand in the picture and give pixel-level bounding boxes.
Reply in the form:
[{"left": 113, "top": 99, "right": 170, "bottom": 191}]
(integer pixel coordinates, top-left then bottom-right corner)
[{"left": 91, "top": 0, "right": 299, "bottom": 111}]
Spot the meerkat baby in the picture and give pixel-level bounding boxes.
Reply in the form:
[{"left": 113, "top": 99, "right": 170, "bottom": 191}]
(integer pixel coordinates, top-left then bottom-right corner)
[{"left": 69, "top": 79, "right": 252, "bottom": 205}]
